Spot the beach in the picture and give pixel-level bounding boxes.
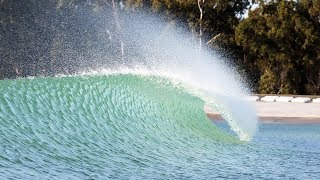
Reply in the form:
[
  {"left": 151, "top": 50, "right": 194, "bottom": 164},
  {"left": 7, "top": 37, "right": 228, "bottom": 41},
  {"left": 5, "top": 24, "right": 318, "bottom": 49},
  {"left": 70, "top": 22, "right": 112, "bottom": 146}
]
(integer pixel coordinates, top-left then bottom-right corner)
[{"left": 206, "top": 101, "right": 320, "bottom": 124}]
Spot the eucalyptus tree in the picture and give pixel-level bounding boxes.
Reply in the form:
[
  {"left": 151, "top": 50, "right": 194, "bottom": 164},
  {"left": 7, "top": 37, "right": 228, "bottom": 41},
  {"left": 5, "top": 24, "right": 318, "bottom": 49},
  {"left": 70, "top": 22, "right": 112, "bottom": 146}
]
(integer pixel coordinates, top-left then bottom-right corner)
[{"left": 235, "top": 0, "right": 320, "bottom": 94}]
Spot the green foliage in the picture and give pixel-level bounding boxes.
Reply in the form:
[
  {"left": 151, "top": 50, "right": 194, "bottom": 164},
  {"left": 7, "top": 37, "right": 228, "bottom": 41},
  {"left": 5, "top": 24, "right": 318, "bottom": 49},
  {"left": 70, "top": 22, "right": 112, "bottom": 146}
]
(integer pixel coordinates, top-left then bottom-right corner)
[
  {"left": 259, "top": 68, "right": 277, "bottom": 94},
  {"left": 236, "top": 0, "right": 320, "bottom": 95}
]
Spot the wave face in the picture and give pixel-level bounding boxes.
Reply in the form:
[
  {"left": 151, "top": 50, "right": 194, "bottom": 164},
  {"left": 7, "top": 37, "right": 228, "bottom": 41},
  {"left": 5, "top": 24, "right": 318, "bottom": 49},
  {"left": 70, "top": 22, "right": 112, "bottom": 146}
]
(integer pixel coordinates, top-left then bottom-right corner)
[{"left": 0, "top": 74, "right": 238, "bottom": 179}]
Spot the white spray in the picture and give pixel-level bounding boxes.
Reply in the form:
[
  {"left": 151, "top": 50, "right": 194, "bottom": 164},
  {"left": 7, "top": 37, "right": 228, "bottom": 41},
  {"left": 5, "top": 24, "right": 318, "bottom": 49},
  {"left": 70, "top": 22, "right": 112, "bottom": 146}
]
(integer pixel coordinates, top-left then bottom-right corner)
[{"left": 79, "top": 14, "right": 258, "bottom": 141}]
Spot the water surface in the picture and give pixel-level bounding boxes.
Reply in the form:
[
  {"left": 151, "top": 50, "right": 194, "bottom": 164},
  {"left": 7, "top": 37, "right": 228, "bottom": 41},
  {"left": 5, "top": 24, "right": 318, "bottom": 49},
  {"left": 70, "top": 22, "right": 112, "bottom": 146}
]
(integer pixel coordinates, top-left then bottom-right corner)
[{"left": 0, "top": 75, "right": 319, "bottom": 179}]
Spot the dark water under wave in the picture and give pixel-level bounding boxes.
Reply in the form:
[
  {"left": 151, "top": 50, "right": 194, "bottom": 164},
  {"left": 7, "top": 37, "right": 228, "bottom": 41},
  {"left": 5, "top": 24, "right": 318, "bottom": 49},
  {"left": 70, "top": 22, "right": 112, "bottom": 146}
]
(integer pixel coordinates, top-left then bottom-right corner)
[{"left": 0, "top": 74, "right": 319, "bottom": 179}]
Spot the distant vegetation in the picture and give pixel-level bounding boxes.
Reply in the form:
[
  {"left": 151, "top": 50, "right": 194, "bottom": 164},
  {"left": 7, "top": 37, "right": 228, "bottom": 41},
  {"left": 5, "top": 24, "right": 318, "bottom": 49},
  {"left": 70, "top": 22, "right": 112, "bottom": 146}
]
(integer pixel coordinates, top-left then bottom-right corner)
[
  {"left": 0, "top": 0, "right": 319, "bottom": 95},
  {"left": 236, "top": 0, "right": 320, "bottom": 95}
]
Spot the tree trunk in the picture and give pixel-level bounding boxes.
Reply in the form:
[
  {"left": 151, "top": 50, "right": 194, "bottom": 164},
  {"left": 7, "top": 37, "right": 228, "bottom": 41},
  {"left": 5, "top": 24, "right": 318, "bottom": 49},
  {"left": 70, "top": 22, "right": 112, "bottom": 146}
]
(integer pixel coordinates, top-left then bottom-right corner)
[
  {"left": 197, "top": 0, "right": 203, "bottom": 51},
  {"left": 112, "top": 0, "right": 125, "bottom": 64}
]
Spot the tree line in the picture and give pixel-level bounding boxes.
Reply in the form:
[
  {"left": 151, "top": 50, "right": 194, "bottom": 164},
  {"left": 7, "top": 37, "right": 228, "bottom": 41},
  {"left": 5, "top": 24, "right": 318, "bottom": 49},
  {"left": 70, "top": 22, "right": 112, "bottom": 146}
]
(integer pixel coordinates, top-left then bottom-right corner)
[
  {"left": 0, "top": 0, "right": 319, "bottom": 95},
  {"left": 236, "top": 0, "right": 320, "bottom": 95}
]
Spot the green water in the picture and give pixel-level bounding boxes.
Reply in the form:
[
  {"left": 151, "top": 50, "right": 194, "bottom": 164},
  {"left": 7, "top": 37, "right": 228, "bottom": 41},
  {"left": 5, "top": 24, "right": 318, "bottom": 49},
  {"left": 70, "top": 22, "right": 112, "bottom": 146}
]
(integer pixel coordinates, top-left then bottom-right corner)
[{"left": 0, "top": 75, "right": 319, "bottom": 179}]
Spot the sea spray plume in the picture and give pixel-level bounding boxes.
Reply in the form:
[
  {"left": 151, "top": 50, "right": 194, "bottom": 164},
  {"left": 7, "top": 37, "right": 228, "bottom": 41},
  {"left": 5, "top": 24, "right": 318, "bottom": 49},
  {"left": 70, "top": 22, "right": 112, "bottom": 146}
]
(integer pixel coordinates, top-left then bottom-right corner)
[
  {"left": 126, "top": 13, "right": 259, "bottom": 141},
  {"left": 78, "top": 13, "right": 258, "bottom": 141},
  {"left": 1, "top": 0, "right": 257, "bottom": 141}
]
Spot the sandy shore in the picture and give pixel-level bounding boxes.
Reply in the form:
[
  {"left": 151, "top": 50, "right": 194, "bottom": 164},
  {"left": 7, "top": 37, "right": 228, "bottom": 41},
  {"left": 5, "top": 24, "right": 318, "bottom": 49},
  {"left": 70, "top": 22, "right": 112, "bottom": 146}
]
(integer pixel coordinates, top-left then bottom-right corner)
[{"left": 205, "top": 101, "right": 320, "bottom": 124}]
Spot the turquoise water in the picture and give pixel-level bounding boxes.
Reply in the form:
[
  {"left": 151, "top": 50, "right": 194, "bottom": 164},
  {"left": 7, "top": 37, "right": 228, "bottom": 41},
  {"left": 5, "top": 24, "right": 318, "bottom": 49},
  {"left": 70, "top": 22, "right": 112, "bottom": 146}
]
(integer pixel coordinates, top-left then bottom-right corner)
[{"left": 0, "top": 75, "right": 319, "bottom": 179}]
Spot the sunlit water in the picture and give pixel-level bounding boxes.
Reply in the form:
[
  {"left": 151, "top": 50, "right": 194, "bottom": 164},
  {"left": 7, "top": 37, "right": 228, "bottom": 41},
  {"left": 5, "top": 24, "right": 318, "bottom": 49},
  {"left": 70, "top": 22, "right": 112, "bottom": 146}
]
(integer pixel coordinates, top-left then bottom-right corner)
[{"left": 0, "top": 75, "right": 318, "bottom": 179}]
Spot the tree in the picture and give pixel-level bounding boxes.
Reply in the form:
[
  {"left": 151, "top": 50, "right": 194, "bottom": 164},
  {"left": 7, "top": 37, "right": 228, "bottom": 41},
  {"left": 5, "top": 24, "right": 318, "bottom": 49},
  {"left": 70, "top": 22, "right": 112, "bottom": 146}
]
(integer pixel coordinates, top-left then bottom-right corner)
[{"left": 235, "top": 0, "right": 320, "bottom": 94}]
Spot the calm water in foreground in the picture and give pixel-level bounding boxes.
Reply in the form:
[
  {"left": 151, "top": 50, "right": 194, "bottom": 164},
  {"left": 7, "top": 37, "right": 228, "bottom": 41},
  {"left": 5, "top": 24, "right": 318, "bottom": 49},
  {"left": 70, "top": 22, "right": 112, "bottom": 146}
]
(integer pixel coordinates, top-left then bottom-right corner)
[{"left": 216, "top": 122, "right": 320, "bottom": 179}]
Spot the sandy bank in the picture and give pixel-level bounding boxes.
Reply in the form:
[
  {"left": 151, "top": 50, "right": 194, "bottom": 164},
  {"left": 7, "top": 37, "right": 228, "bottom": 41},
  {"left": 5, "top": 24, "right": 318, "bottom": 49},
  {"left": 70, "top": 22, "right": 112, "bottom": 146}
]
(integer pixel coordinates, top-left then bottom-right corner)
[{"left": 205, "top": 101, "right": 320, "bottom": 124}]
